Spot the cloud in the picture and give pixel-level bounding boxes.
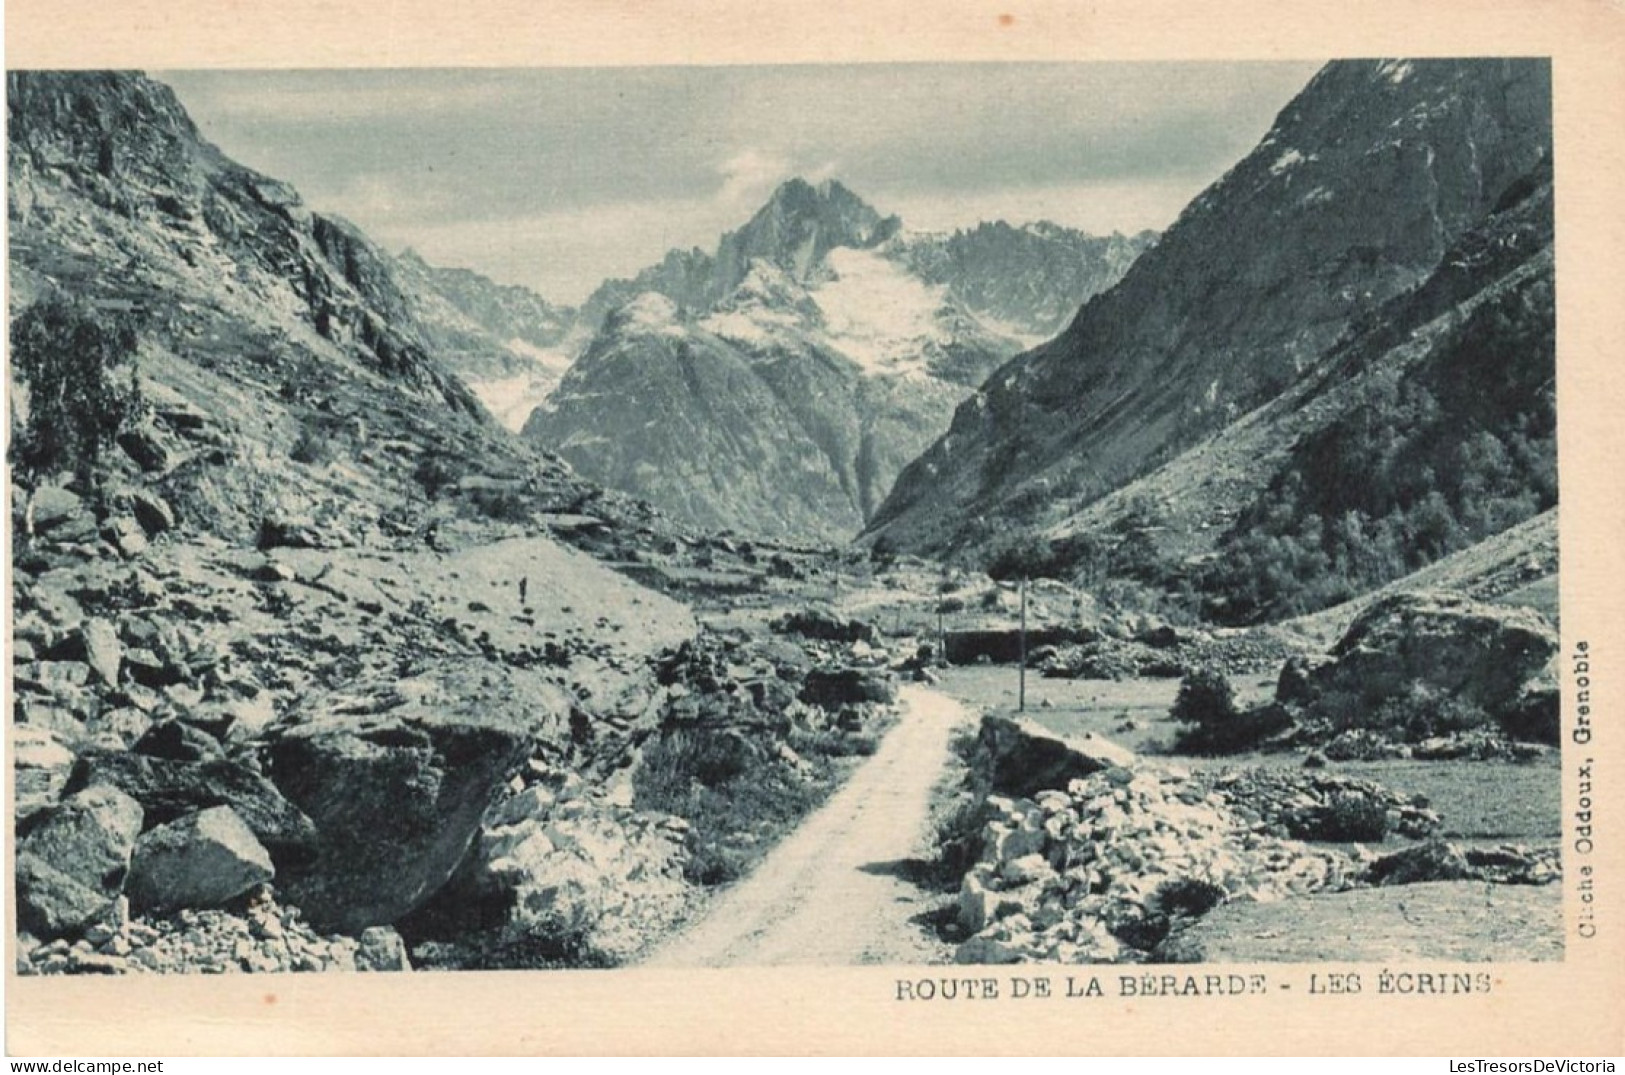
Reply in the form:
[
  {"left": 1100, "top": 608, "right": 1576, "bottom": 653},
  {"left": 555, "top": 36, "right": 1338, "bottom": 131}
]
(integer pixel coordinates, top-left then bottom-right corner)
[
  {"left": 321, "top": 173, "right": 454, "bottom": 223},
  {"left": 715, "top": 148, "right": 842, "bottom": 213},
  {"left": 717, "top": 148, "right": 789, "bottom": 206},
  {"left": 160, "top": 63, "right": 1323, "bottom": 303}
]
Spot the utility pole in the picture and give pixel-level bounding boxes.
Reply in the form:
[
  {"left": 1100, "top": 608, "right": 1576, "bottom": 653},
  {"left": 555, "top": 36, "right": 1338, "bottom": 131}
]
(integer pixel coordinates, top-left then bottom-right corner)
[{"left": 1018, "top": 574, "right": 1027, "bottom": 712}]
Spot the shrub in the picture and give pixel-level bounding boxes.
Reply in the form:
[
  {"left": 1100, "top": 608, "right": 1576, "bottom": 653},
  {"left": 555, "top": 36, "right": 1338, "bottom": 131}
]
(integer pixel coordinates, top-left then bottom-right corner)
[
  {"left": 634, "top": 726, "right": 832, "bottom": 888},
  {"left": 1312, "top": 792, "right": 1390, "bottom": 842},
  {"left": 1339, "top": 683, "right": 1492, "bottom": 743},
  {"left": 290, "top": 424, "right": 338, "bottom": 466},
  {"left": 413, "top": 453, "right": 462, "bottom": 499},
  {"left": 471, "top": 487, "right": 532, "bottom": 522},
  {"left": 1171, "top": 668, "right": 1299, "bottom": 754},
  {"left": 10, "top": 296, "right": 142, "bottom": 487},
  {"left": 637, "top": 729, "right": 758, "bottom": 792},
  {"left": 934, "top": 792, "right": 990, "bottom": 881},
  {"left": 1151, "top": 877, "right": 1227, "bottom": 919},
  {"left": 1171, "top": 668, "right": 1238, "bottom": 728},
  {"left": 984, "top": 533, "right": 1061, "bottom": 581}
]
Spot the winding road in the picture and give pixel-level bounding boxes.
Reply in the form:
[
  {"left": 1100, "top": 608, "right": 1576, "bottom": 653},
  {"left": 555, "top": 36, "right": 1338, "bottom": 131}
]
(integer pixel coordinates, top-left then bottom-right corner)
[{"left": 643, "top": 684, "right": 970, "bottom": 967}]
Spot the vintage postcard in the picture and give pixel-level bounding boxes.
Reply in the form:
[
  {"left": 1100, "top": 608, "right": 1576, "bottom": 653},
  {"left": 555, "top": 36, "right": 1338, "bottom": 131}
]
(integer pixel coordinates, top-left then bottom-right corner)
[{"left": 4, "top": 0, "right": 1622, "bottom": 1057}]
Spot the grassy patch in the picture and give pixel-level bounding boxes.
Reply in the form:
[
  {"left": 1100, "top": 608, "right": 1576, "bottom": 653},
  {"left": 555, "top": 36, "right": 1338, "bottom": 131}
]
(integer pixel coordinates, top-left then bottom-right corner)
[
  {"left": 635, "top": 710, "right": 897, "bottom": 887},
  {"left": 933, "top": 668, "right": 1559, "bottom": 843}
]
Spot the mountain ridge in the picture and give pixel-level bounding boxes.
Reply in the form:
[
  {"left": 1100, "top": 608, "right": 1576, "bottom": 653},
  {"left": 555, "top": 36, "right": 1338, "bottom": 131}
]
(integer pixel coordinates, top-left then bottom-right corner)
[
  {"left": 522, "top": 177, "right": 1155, "bottom": 540},
  {"left": 866, "top": 58, "right": 1553, "bottom": 570}
]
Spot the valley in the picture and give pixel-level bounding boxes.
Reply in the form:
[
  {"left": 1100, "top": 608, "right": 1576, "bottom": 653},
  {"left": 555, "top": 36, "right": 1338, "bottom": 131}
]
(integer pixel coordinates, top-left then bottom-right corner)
[{"left": 7, "top": 59, "right": 1563, "bottom": 976}]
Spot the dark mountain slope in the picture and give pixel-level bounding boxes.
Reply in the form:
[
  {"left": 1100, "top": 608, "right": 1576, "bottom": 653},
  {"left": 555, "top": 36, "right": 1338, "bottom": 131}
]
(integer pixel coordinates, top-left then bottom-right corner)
[
  {"left": 898, "top": 221, "right": 1156, "bottom": 338},
  {"left": 6, "top": 70, "right": 665, "bottom": 547},
  {"left": 9, "top": 72, "right": 482, "bottom": 416},
  {"left": 866, "top": 59, "right": 1553, "bottom": 557},
  {"left": 1195, "top": 177, "right": 1555, "bottom": 623}
]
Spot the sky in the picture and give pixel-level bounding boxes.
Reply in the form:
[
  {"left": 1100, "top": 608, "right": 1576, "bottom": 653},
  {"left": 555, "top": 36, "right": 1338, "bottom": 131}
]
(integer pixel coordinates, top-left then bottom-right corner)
[{"left": 161, "top": 62, "right": 1322, "bottom": 306}]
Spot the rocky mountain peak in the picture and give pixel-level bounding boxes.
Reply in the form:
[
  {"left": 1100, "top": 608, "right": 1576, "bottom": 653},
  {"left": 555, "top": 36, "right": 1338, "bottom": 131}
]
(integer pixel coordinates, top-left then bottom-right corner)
[
  {"left": 725, "top": 177, "right": 902, "bottom": 284},
  {"left": 8, "top": 71, "right": 215, "bottom": 191},
  {"left": 603, "top": 291, "right": 682, "bottom": 335}
]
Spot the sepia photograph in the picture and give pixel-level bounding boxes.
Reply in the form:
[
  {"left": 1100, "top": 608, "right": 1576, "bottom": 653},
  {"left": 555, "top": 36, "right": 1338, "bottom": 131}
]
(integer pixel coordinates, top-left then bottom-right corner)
[{"left": 4, "top": 0, "right": 1622, "bottom": 1058}]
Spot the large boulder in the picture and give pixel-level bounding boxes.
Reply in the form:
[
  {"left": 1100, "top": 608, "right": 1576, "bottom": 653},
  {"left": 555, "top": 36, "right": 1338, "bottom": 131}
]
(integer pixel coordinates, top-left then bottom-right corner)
[
  {"left": 133, "top": 719, "right": 227, "bottom": 763},
  {"left": 13, "top": 726, "right": 79, "bottom": 825},
  {"left": 15, "top": 854, "right": 113, "bottom": 940},
  {"left": 66, "top": 751, "right": 318, "bottom": 862},
  {"left": 1295, "top": 591, "right": 1559, "bottom": 740},
  {"left": 355, "top": 926, "right": 412, "bottom": 972},
  {"left": 973, "top": 713, "right": 1135, "bottom": 798},
  {"left": 15, "top": 785, "right": 144, "bottom": 939},
  {"left": 27, "top": 485, "right": 97, "bottom": 543},
  {"left": 46, "top": 620, "right": 123, "bottom": 686},
  {"left": 404, "top": 784, "right": 690, "bottom": 966},
  {"left": 262, "top": 665, "right": 561, "bottom": 933},
  {"left": 1362, "top": 840, "right": 1474, "bottom": 886},
  {"left": 126, "top": 806, "right": 276, "bottom": 915},
  {"left": 117, "top": 423, "right": 173, "bottom": 474},
  {"left": 120, "top": 488, "right": 176, "bottom": 536},
  {"left": 19, "top": 785, "right": 144, "bottom": 893},
  {"left": 800, "top": 667, "right": 898, "bottom": 709},
  {"left": 770, "top": 608, "right": 878, "bottom": 645}
]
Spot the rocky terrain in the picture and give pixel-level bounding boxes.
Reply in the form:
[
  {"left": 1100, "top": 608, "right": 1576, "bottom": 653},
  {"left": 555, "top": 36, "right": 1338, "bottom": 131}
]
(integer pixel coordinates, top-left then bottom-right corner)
[
  {"left": 6, "top": 70, "right": 905, "bottom": 975},
  {"left": 931, "top": 589, "right": 1561, "bottom": 967},
  {"left": 8, "top": 60, "right": 1565, "bottom": 976},
  {"left": 524, "top": 179, "right": 1153, "bottom": 541},
  {"left": 944, "top": 734, "right": 1558, "bottom": 965}
]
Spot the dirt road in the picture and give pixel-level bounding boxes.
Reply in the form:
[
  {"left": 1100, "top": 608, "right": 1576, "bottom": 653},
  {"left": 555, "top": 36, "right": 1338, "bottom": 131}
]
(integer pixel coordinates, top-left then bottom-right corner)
[{"left": 643, "top": 685, "right": 970, "bottom": 967}]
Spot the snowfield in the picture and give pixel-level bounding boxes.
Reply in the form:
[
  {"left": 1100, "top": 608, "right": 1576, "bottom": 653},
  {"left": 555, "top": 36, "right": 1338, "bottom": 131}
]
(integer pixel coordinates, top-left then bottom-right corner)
[
  {"left": 465, "top": 333, "right": 583, "bottom": 431},
  {"left": 810, "top": 248, "right": 950, "bottom": 378}
]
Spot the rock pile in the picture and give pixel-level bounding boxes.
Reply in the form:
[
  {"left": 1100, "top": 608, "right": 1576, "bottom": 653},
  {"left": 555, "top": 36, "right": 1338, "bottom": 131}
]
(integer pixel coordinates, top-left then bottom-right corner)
[
  {"left": 1357, "top": 839, "right": 1560, "bottom": 887},
  {"left": 771, "top": 607, "right": 879, "bottom": 645},
  {"left": 973, "top": 713, "right": 1134, "bottom": 799},
  {"left": 1319, "top": 727, "right": 1551, "bottom": 762},
  {"left": 954, "top": 764, "right": 1357, "bottom": 964},
  {"left": 1198, "top": 768, "right": 1441, "bottom": 842},
  {"left": 15, "top": 887, "right": 408, "bottom": 975},
  {"left": 1036, "top": 626, "right": 1312, "bottom": 681},
  {"left": 1290, "top": 591, "right": 1559, "bottom": 746}
]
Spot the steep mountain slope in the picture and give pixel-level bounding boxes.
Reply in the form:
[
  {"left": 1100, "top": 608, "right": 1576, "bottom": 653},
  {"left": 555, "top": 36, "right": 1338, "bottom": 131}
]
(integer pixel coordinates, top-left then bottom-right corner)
[
  {"left": 1040, "top": 160, "right": 1554, "bottom": 624},
  {"left": 8, "top": 73, "right": 480, "bottom": 418},
  {"left": 526, "top": 179, "right": 1152, "bottom": 541},
  {"left": 898, "top": 221, "right": 1155, "bottom": 339},
  {"left": 5, "top": 71, "right": 662, "bottom": 547},
  {"left": 387, "top": 250, "right": 581, "bottom": 432},
  {"left": 867, "top": 59, "right": 1553, "bottom": 561}
]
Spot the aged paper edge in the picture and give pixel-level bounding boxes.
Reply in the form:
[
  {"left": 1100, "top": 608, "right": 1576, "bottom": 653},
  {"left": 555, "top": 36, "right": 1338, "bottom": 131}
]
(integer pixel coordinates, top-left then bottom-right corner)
[{"left": 4, "top": 0, "right": 1624, "bottom": 1057}]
